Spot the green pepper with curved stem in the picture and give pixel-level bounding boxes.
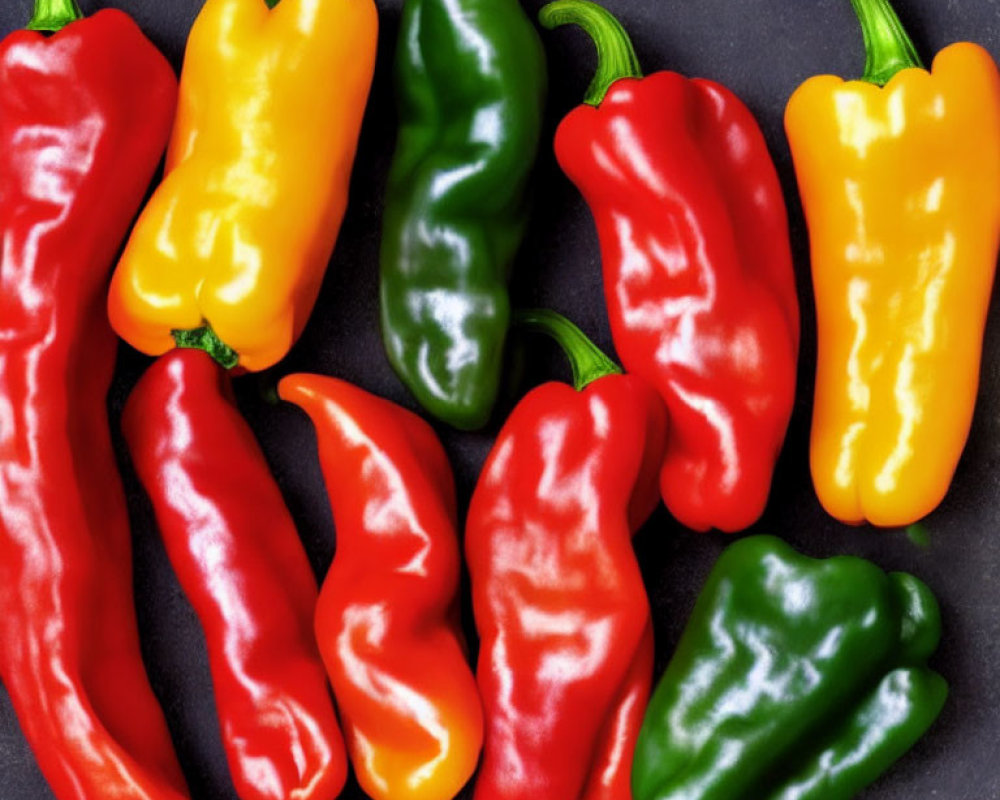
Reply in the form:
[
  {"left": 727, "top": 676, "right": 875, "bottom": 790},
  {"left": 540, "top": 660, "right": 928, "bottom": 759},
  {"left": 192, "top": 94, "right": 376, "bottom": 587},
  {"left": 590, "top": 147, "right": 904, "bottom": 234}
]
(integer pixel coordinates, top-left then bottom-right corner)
[
  {"left": 379, "top": 0, "right": 547, "bottom": 430},
  {"left": 633, "top": 536, "right": 948, "bottom": 800}
]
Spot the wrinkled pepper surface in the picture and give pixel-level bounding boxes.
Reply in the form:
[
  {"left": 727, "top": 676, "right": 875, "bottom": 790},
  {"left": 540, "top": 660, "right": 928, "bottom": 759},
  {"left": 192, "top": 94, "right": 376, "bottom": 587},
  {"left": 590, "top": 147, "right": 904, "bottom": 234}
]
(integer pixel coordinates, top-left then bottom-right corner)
[
  {"left": 0, "top": 2, "right": 185, "bottom": 797},
  {"left": 633, "top": 535, "right": 948, "bottom": 800},
  {"left": 466, "top": 310, "right": 668, "bottom": 800},
  {"left": 122, "top": 349, "right": 348, "bottom": 800},
  {"left": 380, "top": 0, "right": 547, "bottom": 430},
  {"left": 786, "top": 0, "right": 1000, "bottom": 527},
  {"left": 108, "top": 0, "right": 378, "bottom": 372},
  {"left": 280, "top": 374, "right": 483, "bottom": 800},
  {"left": 542, "top": 0, "right": 799, "bottom": 533}
]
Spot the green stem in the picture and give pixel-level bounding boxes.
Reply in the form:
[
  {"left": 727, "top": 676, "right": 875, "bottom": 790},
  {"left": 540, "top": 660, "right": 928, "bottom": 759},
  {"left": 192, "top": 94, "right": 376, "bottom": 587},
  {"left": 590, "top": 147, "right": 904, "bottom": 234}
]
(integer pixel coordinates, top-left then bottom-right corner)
[
  {"left": 849, "top": 0, "right": 923, "bottom": 86},
  {"left": 27, "top": 0, "right": 83, "bottom": 32},
  {"left": 539, "top": 0, "right": 643, "bottom": 106},
  {"left": 264, "top": 0, "right": 280, "bottom": 7},
  {"left": 173, "top": 326, "right": 240, "bottom": 371},
  {"left": 514, "top": 309, "right": 621, "bottom": 391}
]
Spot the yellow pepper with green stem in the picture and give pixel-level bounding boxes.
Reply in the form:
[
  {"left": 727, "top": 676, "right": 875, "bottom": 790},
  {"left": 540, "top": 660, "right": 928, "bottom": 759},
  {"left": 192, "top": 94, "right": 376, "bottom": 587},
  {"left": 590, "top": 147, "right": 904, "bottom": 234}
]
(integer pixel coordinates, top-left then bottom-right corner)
[
  {"left": 108, "top": 0, "right": 378, "bottom": 372},
  {"left": 785, "top": 0, "right": 1000, "bottom": 527}
]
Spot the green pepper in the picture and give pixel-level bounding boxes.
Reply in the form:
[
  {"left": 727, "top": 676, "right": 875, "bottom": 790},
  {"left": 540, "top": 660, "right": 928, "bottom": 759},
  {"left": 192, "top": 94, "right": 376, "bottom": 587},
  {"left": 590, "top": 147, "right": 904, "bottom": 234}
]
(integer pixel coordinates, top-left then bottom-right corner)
[
  {"left": 633, "top": 536, "right": 948, "bottom": 800},
  {"left": 379, "top": 0, "right": 547, "bottom": 430}
]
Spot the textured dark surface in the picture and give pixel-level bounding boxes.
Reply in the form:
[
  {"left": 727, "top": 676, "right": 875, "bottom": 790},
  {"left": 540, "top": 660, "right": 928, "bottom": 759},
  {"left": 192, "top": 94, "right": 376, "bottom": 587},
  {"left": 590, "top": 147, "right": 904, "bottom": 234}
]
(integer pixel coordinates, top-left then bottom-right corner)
[{"left": 1, "top": 0, "right": 998, "bottom": 798}]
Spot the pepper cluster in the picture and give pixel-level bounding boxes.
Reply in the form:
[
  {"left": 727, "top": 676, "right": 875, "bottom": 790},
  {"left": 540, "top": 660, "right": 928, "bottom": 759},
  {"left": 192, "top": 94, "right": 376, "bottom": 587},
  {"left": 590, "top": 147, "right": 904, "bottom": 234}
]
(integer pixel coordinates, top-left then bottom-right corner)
[{"left": 1, "top": 0, "right": 992, "bottom": 797}]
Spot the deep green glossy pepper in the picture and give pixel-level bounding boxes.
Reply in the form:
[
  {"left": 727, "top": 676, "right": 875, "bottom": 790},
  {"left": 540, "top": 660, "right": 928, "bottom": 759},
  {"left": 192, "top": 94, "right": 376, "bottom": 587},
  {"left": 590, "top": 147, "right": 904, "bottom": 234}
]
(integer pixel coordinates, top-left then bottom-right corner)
[
  {"left": 379, "top": 0, "right": 547, "bottom": 430},
  {"left": 633, "top": 536, "right": 948, "bottom": 800}
]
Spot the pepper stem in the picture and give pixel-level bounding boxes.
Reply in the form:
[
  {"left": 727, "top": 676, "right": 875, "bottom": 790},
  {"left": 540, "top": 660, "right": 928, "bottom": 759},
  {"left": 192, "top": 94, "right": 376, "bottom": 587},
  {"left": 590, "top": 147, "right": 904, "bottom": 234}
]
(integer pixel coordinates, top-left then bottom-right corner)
[
  {"left": 173, "top": 326, "right": 240, "bottom": 371},
  {"left": 264, "top": 0, "right": 280, "bottom": 7},
  {"left": 27, "top": 0, "right": 83, "bottom": 32},
  {"left": 514, "top": 309, "right": 622, "bottom": 391},
  {"left": 849, "top": 0, "right": 923, "bottom": 86},
  {"left": 539, "top": 0, "right": 643, "bottom": 106}
]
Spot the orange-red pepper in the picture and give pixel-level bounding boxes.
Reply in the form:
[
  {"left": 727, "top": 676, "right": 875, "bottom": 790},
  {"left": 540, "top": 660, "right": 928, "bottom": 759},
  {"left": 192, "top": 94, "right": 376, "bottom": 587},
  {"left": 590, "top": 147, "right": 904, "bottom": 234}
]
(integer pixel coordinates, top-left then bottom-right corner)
[{"left": 280, "top": 375, "right": 483, "bottom": 800}]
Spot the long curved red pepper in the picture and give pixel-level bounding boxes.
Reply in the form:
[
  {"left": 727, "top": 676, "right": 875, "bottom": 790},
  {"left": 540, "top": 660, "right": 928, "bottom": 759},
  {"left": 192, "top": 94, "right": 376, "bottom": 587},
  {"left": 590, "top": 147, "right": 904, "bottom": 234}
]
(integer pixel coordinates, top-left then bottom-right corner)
[
  {"left": 542, "top": 0, "right": 799, "bottom": 533},
  {"left": 466, "top": 310, "right": 668, "bottom": 800},
  {"left": 0, "top": 3, "right": 184, "bottom": 798},
  {"left": 280, "top": 374, "right": 484, "bottom": 800},
  {"left": 122, "top": 349, "right": 348, "bottom": 800}
]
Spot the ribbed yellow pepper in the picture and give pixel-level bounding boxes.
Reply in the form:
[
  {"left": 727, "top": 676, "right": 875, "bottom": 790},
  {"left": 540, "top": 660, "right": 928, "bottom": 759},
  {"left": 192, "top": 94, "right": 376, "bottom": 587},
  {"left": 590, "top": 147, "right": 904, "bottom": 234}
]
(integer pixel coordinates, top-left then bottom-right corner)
[
  {"left": 108, "top": 0, "right": 378, "bottom": 372},
  {"left": 786, "top": 0, "right": 1000, "bottom": 527}
]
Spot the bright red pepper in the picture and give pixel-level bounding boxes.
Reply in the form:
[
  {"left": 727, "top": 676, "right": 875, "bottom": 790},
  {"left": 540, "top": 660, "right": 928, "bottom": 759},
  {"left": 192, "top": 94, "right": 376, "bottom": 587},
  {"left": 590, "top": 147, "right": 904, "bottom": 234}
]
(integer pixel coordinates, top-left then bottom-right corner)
[
  {"left": 0, "top": 2, "right": 183, "bottom": 798},
  {"left": 122, "top": 349, "right": 348, "bottom": 800},
  {"left": 465, "top": 310, "right": 668, "bottom": 800},
  {"left": 541, "top": 0, "right": 799, "bottom": 533},
  {"left": 279, "top": 374, "right": 484, "bottom": 800}
]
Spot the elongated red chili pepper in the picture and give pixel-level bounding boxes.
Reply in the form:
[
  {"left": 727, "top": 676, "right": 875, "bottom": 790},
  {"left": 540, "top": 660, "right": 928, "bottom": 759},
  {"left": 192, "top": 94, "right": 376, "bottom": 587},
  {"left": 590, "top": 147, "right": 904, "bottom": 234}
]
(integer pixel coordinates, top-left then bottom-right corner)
[
  {"left": 122, "top": 349, "right": 348, "bottom": 800},
  {"left": 466, "top": 310, "right": 668, "bottom": 800},
  {"left": 542, "top": 0, "right": 799, "bottom": 533},
  {"left": 279, "top": 374, "right": 484, "bottom": 800},
  {"left": 0, "top": 2, "right": 183, "bottom": 798}
]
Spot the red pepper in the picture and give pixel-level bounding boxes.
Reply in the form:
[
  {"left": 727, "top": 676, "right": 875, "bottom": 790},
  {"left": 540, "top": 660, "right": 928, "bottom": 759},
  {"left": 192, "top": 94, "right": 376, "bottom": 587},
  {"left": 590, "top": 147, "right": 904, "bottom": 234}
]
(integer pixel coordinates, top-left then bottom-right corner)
[
  {"left": 465, "top": 310, "right": 668, "bottom": 800},
  {"left": 0, "top": 2, "right": 183, "bottom": 798},
  {"left": 279, "top": 374, "right": 483, "bottom": 800},
  {"left": 122, "top": 349, "right": 348, "bottom": 800},
  {"left": 541, "top": 0, "right": 799, "bottom": 533}
]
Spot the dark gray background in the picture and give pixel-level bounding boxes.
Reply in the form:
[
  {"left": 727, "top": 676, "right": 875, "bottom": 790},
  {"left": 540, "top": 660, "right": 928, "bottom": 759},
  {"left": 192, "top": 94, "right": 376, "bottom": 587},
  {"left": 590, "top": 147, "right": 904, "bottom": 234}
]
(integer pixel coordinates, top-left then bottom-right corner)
[{"left": 2, "top": 0, "right": 998, "bottom": 797}]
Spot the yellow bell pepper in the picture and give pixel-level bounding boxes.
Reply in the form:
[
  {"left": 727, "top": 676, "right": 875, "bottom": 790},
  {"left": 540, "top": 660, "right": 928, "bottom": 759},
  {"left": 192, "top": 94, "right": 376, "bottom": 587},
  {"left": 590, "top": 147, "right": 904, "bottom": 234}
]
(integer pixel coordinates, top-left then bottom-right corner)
[
  {"left": 785, "top": 0, "right": 1000, "bottom": 527},
  {"left": 108, "top": 0, "right": 378, "bottom": 372}
]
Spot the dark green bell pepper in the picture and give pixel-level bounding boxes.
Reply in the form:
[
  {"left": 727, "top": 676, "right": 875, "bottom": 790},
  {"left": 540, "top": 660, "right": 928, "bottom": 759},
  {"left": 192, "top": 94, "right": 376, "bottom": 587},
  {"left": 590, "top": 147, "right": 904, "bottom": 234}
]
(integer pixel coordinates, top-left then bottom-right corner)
[
  {"left": 633, "top": 535, "right": 948, "bottom": 800},
  {"left": 379, "top": 0, "right": 547, "bottom": 430}
]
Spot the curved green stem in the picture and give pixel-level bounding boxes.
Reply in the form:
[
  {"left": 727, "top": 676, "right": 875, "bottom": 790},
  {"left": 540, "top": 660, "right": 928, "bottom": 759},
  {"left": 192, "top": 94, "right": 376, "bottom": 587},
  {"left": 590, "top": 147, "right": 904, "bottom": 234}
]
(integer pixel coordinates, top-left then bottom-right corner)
[
  {"left": 173, "top": 326, "right": 240, "bottom": 370},
  {"left": 849, "top": 0, "right": 923, "bottom": 86},
  {"left": 27, "top": 0, "right": 82, "bottom": 32},
  {"left": 539, "top": 0, "right": 642, "bottom": 106},
  {"left": 514, "top": 309, "right": 621, "bottom": 391}
]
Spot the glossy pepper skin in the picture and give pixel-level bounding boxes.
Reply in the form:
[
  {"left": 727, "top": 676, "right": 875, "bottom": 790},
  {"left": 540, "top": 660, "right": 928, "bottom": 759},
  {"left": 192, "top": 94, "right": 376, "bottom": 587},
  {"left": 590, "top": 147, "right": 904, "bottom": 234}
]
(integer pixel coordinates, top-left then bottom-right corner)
[
  {"left": 379, "top": 0, "right": 547, "bottom": 430},
  {"left": 633, "top": 535, "right": 948, "bottom": 800},
  {"left": 786, "top": 0, "right": 1000, "bottom": 527},
  {"left": 542, "top": 0, "right": 799, "bottom": 533},
  {"left": 122, "top": 349, "right": 348, "bottom": 800},
  {"left": 466, "top": 311, "right": 669, "bottom": 800},
  {"left": 0, "top": 3, "right": 185, "bottom": 798},
  {"left": 108, "top": 0, "right": 378, "bottom": 372},
  {"left": 280, "top": 374, "right": 484, "bottom": 800}
]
